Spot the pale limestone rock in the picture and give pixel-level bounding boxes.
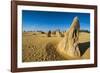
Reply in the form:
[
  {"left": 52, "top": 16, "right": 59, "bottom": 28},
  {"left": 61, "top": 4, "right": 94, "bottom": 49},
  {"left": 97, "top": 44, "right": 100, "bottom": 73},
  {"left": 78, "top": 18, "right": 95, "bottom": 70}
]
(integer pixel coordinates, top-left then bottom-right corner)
[{"left": 57, "top": 16, "right": 81, "bottom": 59}]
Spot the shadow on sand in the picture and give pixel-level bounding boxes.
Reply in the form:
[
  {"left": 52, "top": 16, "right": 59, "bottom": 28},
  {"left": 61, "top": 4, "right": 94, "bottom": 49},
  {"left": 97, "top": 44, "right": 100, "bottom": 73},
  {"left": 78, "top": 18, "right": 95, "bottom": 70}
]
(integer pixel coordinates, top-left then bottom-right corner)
[{"left": 78, "top": 42, "right": 90, "bottom": 56}]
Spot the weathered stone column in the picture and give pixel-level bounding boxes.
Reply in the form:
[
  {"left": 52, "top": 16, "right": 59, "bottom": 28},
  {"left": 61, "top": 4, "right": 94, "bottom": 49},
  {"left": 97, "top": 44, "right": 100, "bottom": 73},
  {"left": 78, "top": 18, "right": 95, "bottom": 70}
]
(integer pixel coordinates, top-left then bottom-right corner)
[{"left": 57, "top": 16, "right": 81, "bottom": 59}]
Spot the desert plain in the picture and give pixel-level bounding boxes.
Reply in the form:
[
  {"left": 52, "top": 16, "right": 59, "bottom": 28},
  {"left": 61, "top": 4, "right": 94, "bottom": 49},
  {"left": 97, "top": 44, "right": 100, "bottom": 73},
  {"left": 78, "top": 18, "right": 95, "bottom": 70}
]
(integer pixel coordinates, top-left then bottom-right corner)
[{"left": 22, "top": 17, "right": 90, "bottom": 62}]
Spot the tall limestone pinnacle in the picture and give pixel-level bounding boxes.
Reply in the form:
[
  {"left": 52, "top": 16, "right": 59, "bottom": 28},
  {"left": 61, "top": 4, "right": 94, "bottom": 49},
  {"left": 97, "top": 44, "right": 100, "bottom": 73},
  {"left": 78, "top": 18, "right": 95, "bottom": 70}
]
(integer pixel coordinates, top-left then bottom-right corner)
[
  {"left": 57, "top": 16, "right": 81, "bottom": 59},
  {"left": 70, "top": 16, "right": 80, "bottom": 29}
]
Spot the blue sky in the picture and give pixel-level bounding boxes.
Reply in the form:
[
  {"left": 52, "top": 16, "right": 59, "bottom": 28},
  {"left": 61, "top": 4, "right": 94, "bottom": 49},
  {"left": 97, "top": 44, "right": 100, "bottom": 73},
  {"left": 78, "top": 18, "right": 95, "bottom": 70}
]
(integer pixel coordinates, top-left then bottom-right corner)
[{"left": 22, "top": 10, "right": 90, "bottom": 32}]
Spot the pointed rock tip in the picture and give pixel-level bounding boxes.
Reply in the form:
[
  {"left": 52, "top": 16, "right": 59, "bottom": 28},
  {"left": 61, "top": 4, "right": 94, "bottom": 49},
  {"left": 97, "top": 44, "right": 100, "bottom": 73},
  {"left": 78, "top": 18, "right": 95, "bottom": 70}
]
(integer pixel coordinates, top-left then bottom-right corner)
[
  {"left": 69, "top": 16, "right": 80, "bottom": 29},
  {"left": 73, "top": 16, "right": 79, "bottom": 21}
]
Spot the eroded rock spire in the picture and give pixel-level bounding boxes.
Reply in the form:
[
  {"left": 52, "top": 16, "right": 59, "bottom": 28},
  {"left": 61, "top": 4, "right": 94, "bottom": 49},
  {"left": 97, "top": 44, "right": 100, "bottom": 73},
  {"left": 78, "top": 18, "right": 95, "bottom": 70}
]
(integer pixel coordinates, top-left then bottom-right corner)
[{"left": 57, "top": 16, "right": 80, "bottom": 59}]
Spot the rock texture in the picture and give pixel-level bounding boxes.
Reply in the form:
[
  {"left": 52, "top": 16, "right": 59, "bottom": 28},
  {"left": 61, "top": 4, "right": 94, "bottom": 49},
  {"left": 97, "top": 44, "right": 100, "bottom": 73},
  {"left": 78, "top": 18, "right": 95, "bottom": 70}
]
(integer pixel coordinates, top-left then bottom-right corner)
[{"left": 57, "top": 16, "right": 81, "bottom": 59}]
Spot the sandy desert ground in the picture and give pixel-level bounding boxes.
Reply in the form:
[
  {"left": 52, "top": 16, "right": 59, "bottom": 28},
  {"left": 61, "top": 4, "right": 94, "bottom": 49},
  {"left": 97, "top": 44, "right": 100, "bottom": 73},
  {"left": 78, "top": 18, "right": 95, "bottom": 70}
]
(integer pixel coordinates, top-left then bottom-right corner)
[{"left": 22, "top": 31, "right": 90, "bottom": 62}]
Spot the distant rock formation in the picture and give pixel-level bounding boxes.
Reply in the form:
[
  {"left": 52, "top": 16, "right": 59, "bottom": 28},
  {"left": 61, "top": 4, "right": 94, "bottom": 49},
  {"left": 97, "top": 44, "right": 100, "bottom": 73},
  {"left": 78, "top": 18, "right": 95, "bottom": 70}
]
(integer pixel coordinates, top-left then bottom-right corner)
[
  {"left": 57, "top": 16, "right": 81, "bottom": 59},
  {"left": 48, "top": 30, "right": 52, "bottom": 37}
]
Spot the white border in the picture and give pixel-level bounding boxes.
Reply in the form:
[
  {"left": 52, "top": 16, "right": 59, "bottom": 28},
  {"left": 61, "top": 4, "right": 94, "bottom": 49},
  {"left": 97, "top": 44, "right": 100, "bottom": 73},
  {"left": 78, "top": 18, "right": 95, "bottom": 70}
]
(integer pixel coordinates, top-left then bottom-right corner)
[{"left": 17, "top": 5, "right": 94, "bottom": 68}]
